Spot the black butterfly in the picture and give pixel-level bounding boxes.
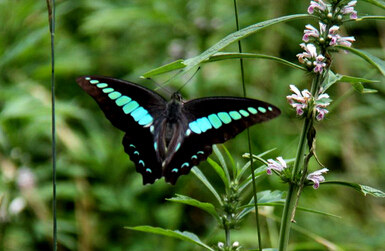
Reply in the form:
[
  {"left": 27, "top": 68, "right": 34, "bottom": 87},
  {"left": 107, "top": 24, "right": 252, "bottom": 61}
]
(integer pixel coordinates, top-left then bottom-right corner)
[{"left": 76, "top": 76, "right": 280, "bottom": 185}]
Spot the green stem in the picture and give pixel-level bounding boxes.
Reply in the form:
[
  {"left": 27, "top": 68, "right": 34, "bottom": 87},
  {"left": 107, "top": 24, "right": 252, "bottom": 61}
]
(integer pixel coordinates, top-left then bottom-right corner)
[
  {"left": 278, "top": 117, "right": 311, "bottom": 250},
  {"left": 225, "top": 223, "right": 231, "bottom": 247},
  {"left": 278, "top": 74, "right": 322, "bottom": 250},
  {"left": 233, "top": 0, "right": 262, "bottom": 249},
  {"left": 46, "top": 0, "right": 57, "bottom": 250}
]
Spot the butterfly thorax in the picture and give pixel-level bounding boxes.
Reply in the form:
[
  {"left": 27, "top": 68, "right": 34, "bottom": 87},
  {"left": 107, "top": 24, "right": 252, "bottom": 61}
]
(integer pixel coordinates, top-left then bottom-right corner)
[{"left": 156, "top": 96, "right": 188, "bottom": 166}]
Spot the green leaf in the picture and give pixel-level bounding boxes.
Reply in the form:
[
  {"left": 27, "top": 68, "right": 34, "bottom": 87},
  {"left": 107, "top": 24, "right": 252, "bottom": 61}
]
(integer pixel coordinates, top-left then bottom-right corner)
[
  {"left": 240, "top": 202, "right": 341, "bottom": 218},
  {"left": 221, "top": 145, "right": 236, "bottom": 177},
  {"left": 238, "top": 190, "right": 285, "bottom": 219},
  {"left": 336, "top": 46, "right": 385, "bottom": 76},
  {"left": 182, "top": 14, "right": 309, "bottom": 73},
  {"left": 213, "top": 145, "right": 230, "bottom": 183},
  {"left": 323, "top": 181, "right": 385, "bottom": 197},
  {"left": 356, "top": 15, "right": 385, "bottom": 21},
  {"left": 141, "top": 59, "right": 186, "bottom": 78},
  {"left": 166, "top": 194, "right": 219, "bottom": 220},
  {"left": 207, "top": 52, "right": 306, "bottom": 71},
  {"left": 207, "top": 158, "right": 228, "bottom": 187},
  {"left": 125, "top": 226, "right": 214, "bottom": 251},
  {"left": 360, "top": 0, "right": 385, "bottom": 10},
  {"left": 142, "top": 14, "right": 310, "bottom": 77},
  {"left": 191, "top": 167, "right": 223, "bottom": 205},
  {"left": 322, "top": 71, "right": 379, "bottom": 93}
]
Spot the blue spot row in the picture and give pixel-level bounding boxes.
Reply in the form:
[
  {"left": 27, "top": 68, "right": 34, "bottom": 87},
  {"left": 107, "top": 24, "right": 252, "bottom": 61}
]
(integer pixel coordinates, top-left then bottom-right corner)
[
  {"left": 86, "top": 78, "right": 154, "bottom": 127},
  {"left": 129, "top": 144, "right": 151, "bottom": 173},
  {"left": 187, "top": 106, "right": 271, "bottom": 134},
  {"left": 171, "top": 162, "right": 190, "bottom": 173}
]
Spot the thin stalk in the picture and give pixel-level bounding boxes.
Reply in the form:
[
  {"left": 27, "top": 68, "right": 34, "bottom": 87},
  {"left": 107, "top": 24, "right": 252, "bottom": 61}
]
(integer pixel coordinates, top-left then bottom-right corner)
[
  {"left": 46, "top": 0, "right": 57, "bottom": 250},
  {"left": 233, "top": 0, "right": 262, "bottom": 250}
]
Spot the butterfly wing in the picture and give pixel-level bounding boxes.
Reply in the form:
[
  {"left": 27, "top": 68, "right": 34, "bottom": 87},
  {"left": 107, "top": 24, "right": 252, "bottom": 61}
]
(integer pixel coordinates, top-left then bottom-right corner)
[
  {"left": 76, "top": 76, "right": 167, "bottom": 184},
  {"left": 164, "top": 97, "right": 281, "bottom": 184}
]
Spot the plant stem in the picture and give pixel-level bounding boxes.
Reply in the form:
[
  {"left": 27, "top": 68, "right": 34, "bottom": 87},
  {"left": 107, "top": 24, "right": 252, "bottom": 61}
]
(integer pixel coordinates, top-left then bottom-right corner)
[
  {"left": 278, "top": 74, "right": 321, "bottom": 250},
  {"left": 46, "top": 0, "right": 57, "bottom": 250},
  {"left": 225, "top": 223, "right": 231, "bottom": 247},
  {"left": 232, "top": 0, "right": 262, "bottom": 250}
]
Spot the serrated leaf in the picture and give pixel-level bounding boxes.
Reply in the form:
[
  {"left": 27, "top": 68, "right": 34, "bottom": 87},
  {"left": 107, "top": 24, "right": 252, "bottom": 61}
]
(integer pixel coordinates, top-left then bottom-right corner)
[
  {"left": 323, "top": 181, "right": 385, "bottom": 197},
  {"left": 166, "top": 194, "right": 219, "bottom": 220},
  {"left": 191, "top": 167, "right": 223, "bottom": 205},
  {"left": 207, "top": 158, "right": 228, "bottom": 187},
  {"left": 207, "top": 52, "right": 306, "bottom": 71},
  {"left": 125, "top": 226, "right": 214, "bottom": 251},
  {"left": 360, "top": 0, "right": 385, "bottom": 10},
  {"left": 141, "top": 59, "right": 186, "bottom": 78},
  {"left": 336, "top": 46, "right": 385, "bottom": 76}
]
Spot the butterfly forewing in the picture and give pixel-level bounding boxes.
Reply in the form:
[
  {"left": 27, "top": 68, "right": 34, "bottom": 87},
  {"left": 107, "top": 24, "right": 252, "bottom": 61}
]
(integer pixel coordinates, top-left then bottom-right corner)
[{"left": 76, "top": 76, "right": 166, "bottom": 184}]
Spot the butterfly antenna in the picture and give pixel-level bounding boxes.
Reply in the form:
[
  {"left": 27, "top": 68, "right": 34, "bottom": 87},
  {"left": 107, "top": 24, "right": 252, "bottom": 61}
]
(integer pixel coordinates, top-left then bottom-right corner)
[
  {"left": 177, "top": 67, "right": 201, "bottom": 93},
  {"left": 146, "top": 77, "right": 173, "bottom": 96}
]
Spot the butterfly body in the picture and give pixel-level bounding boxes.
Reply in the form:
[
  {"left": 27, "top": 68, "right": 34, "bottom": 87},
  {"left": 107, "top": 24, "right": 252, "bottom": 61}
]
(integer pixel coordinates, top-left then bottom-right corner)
[{"left": 77, "top": 76, "right": 280, "bottom": 185}]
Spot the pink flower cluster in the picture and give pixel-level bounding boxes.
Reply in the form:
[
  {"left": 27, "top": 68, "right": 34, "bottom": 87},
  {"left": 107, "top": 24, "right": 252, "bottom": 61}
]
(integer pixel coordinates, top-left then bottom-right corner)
[
  {"left": 297, "top": 43, "right": 327, "bottom": 73},
  {"left": 267, "top": 157, "right": 329, "bottom": 189},
  {"left": 298, "top": 0, "right": 358, "bottom": 73},
  {"left": 308, "top": 0, "right": 358, "bottom": 20},
  {"left": 287, "top": 85, "right": 331, "bottom": 121}
]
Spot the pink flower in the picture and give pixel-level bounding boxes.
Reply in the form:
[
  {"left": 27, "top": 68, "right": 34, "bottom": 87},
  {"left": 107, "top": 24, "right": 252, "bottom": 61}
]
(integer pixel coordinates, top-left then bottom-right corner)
[
  {"left": 341, "top": 1, "right": 358, "bottom": 19},
  {"left": 287, "top": 85, "right": 312, "bottom": 116},
  {"left": 267, "top": 157, "right": 287, "bottom": 175},
  {"left": 327, "top": 25, "right": 355, "bottom": 47},
  {"left": 328, "top": 25, "right": 340, "bottom": 45},
  {"left": 297, "top": 43, "right": 318, "bottom": 64},
  {"left": 337, "top": 36, "right": 355, "bottom": 47},
  {"left": 316, "top": 107, "right": 329, "bottom": 120},
  {"left": 303, "top": 24, "right": 319, "bottom": 42},
  {"left": 308, "top": 0, "right": 327, "bottom": 14},
  {"left": 313, "top": 54, "right": 326, "bottom": 73},
  {"left": 315, "top": 93, "right": 331, "bottom": 120},
  {"left": 307, "top": 168, "right": 329, "bottom": 189}
]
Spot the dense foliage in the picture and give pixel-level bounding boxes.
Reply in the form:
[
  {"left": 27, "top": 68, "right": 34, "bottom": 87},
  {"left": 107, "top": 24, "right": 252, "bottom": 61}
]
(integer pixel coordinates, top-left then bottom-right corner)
[{"left": 0, "top": 0, "right": 384, "bottom": 250}]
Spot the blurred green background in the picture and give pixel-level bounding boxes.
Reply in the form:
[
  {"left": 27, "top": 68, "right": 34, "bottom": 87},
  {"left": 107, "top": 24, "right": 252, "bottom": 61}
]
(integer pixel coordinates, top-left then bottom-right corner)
[{"left": 0, "top": 0, "right": 384, "bottom": 250}]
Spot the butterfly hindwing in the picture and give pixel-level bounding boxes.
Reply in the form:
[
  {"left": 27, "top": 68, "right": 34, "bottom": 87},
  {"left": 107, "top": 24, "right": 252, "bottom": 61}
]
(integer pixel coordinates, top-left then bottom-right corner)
[
  {"left": 163, "top": 97, "right": 281, "bottom": 183},
  {"left": 122, "top": 133, "right": 162, "bottom": 184},
  {"left": 76, "top": 76, "right": 166, "bottom": 184}
]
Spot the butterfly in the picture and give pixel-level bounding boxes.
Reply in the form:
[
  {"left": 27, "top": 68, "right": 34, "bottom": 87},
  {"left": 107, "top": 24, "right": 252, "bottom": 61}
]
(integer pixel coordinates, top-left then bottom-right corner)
[{"left": 76, "top": 76, "right": 281, "bottom": 185}]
